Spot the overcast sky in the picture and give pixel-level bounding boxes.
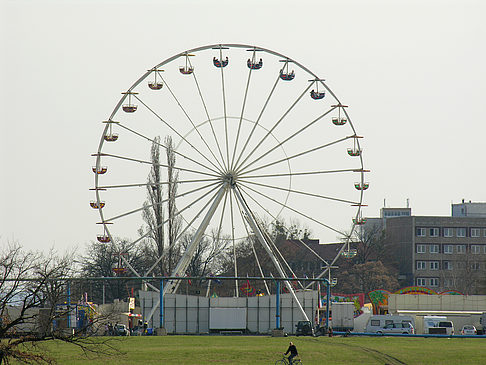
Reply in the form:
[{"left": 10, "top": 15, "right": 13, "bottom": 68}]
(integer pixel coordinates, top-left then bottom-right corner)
[{"left": 1, "top": 0, "right": 485, "bottom": 253}]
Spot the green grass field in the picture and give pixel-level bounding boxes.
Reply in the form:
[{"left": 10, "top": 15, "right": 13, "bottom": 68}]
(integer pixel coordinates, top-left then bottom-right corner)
[{"left": 23, "top": 335, "right": 486, "bottom": 364}]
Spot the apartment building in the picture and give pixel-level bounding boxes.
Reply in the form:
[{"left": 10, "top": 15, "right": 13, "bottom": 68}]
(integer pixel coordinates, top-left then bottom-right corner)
[{"left": 385, "top": 215, "right": 486, "bottom": 294}]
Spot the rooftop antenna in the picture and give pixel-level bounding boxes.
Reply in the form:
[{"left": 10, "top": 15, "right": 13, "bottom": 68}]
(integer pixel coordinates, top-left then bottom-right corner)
[
  {"left": 406, "top": 198, "right": 409, "bottom": 208},
  {"left": 383, "top": 198, "right": 386, "bottom": 208}
]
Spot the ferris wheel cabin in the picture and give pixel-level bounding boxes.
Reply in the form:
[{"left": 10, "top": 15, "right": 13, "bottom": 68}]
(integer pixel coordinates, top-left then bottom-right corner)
[
  {"left": 279, "top": 70, "right": 295, "bottom": 81},
  {"left": 341, "top": 249, "right": 357, "bottom": 259},
  {"left": 332, "top": 117, "right": 347, "bottom": 125},
  {"left": 213, "top": 57, "right": 229, "bottom": 68},
  {"left": 354, "top": 182, "right": 369, "bottom": 191},
  {"left": 90, "top": 201, "right": 105, "bottom": 209},
  {"left": 92, "top": 166, "right": 107, "bottom": 174},
  {"left": 310, "top": 90, "right": 325, "bottom": 100},
  {"left": 97, "top": 235, "right": 111, "bottom": 243},
  {"left": 104, "top": 133, "right": 119, "bottom": 142},
  {"left": 347, "top": 148, "right": 362, "bottom": 157},
  {"left": 247, "top": 58, "right": 263, "bottom": 69},
  {"left": 148, "top": 81, "right": 163, "bottom": 90},
  {"left": 352, "top": 217, "right": 367, "bottom": 225}
]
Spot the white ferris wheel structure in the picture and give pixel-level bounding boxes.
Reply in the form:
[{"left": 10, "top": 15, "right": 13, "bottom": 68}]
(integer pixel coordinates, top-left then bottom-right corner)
[{"left": 91, "top": 44, "right": 368, "bottom": 321}]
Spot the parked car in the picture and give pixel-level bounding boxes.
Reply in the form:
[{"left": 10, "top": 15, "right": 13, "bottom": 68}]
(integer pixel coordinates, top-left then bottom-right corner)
[
  {"left": 438, "top": 321, "right": 454, "bottom": 335},
  {"left": 461, "top": 325, "right": 477, "bottom": 336},
  {"left": 295, "top": 321, "right": 314, "bottom": 336},
  {"left": 115, "top": 324, "right": 130, "bottom": 336},
  {"left": 376, "top": 322, "right": 414, "bottom": 335}
]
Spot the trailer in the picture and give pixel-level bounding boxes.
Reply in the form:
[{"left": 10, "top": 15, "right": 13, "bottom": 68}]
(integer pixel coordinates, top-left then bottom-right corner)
[{"left": 330, "top": 302, "right": 355, "bottom": 331}]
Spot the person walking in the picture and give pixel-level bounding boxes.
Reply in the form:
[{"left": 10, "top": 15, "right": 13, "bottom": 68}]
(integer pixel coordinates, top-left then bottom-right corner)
[{"left": 285, "top": 342, "right": 298, "bottom": 364}]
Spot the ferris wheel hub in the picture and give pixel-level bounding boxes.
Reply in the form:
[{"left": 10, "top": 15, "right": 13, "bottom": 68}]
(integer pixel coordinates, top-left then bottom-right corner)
[{"left": 222, "top": 171, "right": 238, "bottom": 186}]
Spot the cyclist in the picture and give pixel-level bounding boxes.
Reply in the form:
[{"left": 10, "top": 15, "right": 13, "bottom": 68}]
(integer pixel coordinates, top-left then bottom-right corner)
[{"left": 285, "top": 341, "right": 298, "bottom": 364}]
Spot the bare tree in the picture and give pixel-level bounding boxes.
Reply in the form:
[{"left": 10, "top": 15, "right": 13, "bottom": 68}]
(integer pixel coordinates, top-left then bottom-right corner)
[
  {"left": 445, "top": 254, "right": 486, "bottom": 294},
  {"left": 165, "top": 135, "right": 182, "bottom": 274},
  {"left": 139, "top": 136, "right": 182, "bottom": 276},
  {"left": 141, "top": 136, "right": 165, "bottom": 275},
  {"left": 182, "top": 229, "right": 232, "bottom": 279},
  {"left": 0, "top": 244, "right": 117, "bottom": 364},
  {"left": 80, "top": 239, "right": 153, "bottom": 303},
  {"left": 353, "top": 222, "right": 390, "bottom": 264}
]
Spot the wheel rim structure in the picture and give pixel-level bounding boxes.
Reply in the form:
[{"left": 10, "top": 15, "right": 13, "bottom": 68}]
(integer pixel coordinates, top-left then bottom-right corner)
[{"left": 92, "top": 44, "right": 367, "bottom": 312}]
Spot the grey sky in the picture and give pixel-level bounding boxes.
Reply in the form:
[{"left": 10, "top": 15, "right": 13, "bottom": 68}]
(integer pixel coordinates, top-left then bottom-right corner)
[{"left": 1, "top": 0, "right": 485, "bottom": 253}]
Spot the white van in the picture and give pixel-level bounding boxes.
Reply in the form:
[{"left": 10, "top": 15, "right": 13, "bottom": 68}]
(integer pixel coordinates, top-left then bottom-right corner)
[
  {"left": 423, "top": 316, "right": 453, "bottom": 335},
  {"left": 365, "top": 315, "right": 415, "bottom": 334},
  {"left": 438, "top": 321, "right": 454, "bottom": 335}
]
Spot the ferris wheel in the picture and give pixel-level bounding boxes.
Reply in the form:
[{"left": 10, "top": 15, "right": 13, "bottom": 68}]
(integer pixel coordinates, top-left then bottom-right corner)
[{"left": 91, "top": 44, "right": 368, "bottom": 303}]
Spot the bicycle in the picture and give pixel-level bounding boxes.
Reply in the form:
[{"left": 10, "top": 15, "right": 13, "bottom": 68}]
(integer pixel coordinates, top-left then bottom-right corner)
[{"left": 275, "top": 354, "right": 302, "bottom": 365}]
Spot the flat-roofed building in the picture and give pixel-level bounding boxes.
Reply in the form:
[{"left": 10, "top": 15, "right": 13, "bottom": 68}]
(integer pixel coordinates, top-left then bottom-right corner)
[{"left": 365, "top": 202, "right": 486, "bottom": 294}]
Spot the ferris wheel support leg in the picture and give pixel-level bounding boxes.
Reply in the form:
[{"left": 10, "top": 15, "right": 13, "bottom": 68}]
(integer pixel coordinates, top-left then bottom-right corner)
[
  {"left": 165, "top": 183, "right": 228, "bottom": 295},
  {"left": 232, "top": 187, "right": 310, "bottom": 323},
  {"left": 145, "top": 184, "right": 227, "bottom": 325}
]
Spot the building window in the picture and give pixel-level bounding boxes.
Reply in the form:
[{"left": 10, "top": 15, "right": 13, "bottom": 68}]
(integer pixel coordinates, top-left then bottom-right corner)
[
  {"left": 443, "top": 261, "right": 452, "bottom": 270},
  {"left": 417, "top": 278, "right": 427, "bottom": 286},
  {"left": 456, "top": 245, "right": 466, "bottom": 254},
  {"left": 430, "top": 278, "right": 439, "bottom": 287},
  {"left": 444, "top": 245, "right": 453, "bottom": 254},
  {"left": 429, "top": 228, "right": 439, "bottom": 237},
  {"left": 416, "top": 228, "right": 426, "bottom": 237},
  {"left": 430, "top": 245, "right": 439, "bottom": 254},
  {"left": 484, "top": 229, "right": 486, "bottom": 237},
  {"left": 457, "top": 228, "right": 466, "bottom": 237},
  {"left": 430, "top": 261, "right": 439, "bottom": 270},
  {"left": 471, "top": 228, "right": 481, "bottom": 237},
  {"left": 416, "top": 245, "right": 426, "bottom": 254},
  {"left": 444, "top": 228, "right": 453, "bottom": 237},
  {"left": 472, "top": 245, "right": 481, "bottom": 254},
  {"left": 416, "top": 261, "right": 426, "bottom": 270},
  {"left": 472, "top": 262, "right": 481, "bottom": 271}
]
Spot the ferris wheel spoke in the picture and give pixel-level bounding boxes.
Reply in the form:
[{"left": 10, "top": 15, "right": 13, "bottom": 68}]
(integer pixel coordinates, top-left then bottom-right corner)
[
  {"left": 238, "top": 135, "right": 355, "bottom": 176},
  {"left": 232, "top": 63, "right": 287, "bottom": 171},
  {"left": 95, "top": 177, "right": 220, "bottom": 190},
  {"left": 261, "top": 228, "right": 304, "bottom": 290},
  {"left": 238, "top": 182, "right": 346, "bottom": 236},
  {"left": 238, "top": 106, "right": 337, "bottom": 174},
  {"left": 230, "top": 59, "right": 254, "bottom": 171},
  {"left": 238, "top": 179, "right": 360, "bottom": 205},
  {"left": 117, "top": 119, "right": 222, "bottom": 176},
  {"left": 239, "top": 168, "right": 363, "bottom": 180},
  {"left": 235, "top": 186, "right": 330, "bottom": 268},
  {"left": 235, "top": 82, "right": 313, "bottom": 175},
  {"left": 133, "top": 95, "right": 224, "bottom": 174},
  {"left": 101, "top": 180, "right": 221, "bottom": 223},
  {"left": 187, "top": 58, "right": 227, "bottom": 171},
  {"left": 233, "top": 193, "right": 270, "bottom": 295},
  {"left": 218, "top": 47, "right": 230, "bottom": 170},
  {"left": 305, "top": 243, "right": 350, "bottom": 289},
  {"left": 92, "top": 152, "right": 220, "bottom": 178},
  {"left": 228, "top": 190, "right": 239, "bottom": 296},
  {"left": 124, "top": 183, "right": 223, "bottom": 248},
  {"left": 157, "top": 75, "right": 226, "bottom": 173},
  {"left": 214, "top": 188, "right": 229, "bottom": 246},
  {"left": 145, "top": 185, "right": 227, "bottom": 277}
]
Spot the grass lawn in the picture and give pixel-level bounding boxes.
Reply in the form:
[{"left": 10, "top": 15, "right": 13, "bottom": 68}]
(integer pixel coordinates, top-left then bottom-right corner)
[{"left": 19, "top": 335, "right": 486, "bottom": 364}]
